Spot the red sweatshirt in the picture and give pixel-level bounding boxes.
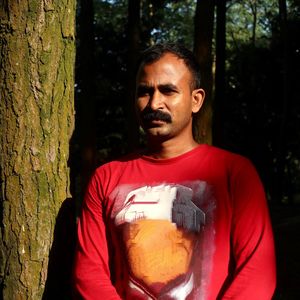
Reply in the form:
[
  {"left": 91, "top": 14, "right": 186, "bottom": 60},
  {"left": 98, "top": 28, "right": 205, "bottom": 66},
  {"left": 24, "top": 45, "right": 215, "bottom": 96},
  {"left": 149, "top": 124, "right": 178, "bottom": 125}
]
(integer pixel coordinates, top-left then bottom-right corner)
[{"left": 73, "top": 145, "right": 276, "bottom": 299}]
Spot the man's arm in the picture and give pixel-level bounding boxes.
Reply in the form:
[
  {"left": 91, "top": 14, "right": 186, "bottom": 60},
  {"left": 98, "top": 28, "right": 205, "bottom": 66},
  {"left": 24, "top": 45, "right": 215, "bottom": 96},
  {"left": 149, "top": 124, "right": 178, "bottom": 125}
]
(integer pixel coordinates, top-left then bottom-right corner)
[
  {"left": 73, "top": 172, "right": 121, "bottom": 300},
  {"left": 221, "top": 158, "right": 276, "bottom": 300}
]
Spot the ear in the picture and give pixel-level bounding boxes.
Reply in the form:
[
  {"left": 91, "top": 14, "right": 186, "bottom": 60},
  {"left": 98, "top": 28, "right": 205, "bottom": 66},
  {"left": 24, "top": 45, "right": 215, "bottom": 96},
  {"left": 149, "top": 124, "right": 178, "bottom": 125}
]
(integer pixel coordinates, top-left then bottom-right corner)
[{"left": 191, "top": 88, "right": 205, "bottom": 113}]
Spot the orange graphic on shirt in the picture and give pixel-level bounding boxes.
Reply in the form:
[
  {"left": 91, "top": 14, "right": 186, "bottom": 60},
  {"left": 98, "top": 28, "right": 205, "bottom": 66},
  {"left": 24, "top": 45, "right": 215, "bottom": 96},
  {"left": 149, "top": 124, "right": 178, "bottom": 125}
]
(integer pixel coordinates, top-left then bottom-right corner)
[{"left": 123, "top": 219, "right": 196, "bottom": 287}]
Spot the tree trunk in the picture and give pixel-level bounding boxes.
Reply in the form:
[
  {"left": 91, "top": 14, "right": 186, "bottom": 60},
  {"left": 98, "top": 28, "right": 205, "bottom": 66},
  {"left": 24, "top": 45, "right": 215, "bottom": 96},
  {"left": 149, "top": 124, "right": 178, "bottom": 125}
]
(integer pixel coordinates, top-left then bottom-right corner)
[
  {"left": 213, "top": 0, "right": 226, "bottom": 146},
  {"left": 249, "top": 0, "right": 257, "bottom": 47},
  {"left": 193, "top": 0, "right": 215, "bottom": 145},
  {"left": 0, "top": 0, "right": 75, "bottom": 299},
  {"left": 275, "top": 0, "right": 289, "bottom": 203},
  {"left": 77, "top": 0, "right": 97, "bottom": 194},
  {"left": 127, "top": 0, "right": 141, "bottom": 150}
]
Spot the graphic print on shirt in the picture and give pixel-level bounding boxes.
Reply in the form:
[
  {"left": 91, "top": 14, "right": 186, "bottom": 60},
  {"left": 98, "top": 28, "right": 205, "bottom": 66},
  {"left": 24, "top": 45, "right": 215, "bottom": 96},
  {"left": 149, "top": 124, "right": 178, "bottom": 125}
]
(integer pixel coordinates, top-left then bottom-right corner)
[{"left": 110, "top": 181, "right": 216, "bottom": 300}]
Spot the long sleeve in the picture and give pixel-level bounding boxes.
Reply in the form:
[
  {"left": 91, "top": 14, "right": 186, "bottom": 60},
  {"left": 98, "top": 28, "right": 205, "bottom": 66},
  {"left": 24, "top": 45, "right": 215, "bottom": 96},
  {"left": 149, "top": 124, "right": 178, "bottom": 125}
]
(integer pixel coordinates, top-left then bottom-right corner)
[
  {"left": 73, "top": 172, "right": 121, "bottom": 300},
  {"left": 221, "top": 159, "right": 276, "bottom": 300}
]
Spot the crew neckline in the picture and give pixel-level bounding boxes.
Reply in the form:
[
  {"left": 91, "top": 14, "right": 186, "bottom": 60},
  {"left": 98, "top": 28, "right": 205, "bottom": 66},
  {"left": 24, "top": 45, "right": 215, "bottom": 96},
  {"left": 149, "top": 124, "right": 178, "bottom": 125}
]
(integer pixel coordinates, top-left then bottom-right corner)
[{"left": 140, "top": 144, "right": 208, "bottom": 164}]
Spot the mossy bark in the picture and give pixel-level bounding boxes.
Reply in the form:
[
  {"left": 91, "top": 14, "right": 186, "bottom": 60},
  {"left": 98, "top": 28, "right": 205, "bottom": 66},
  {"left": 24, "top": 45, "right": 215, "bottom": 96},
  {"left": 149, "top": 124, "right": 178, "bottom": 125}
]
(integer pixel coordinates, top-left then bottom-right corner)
[{"left": 0, "top": 1, "right": 75, "bottom": 299}]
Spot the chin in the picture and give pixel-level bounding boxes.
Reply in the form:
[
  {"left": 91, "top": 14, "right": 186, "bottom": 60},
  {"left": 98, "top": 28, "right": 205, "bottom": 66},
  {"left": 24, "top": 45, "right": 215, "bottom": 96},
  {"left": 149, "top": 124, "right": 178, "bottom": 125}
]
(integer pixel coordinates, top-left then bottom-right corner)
[
  {"left": 146, "top": 128, "right": 170, "bottom": 137},
  {"left": 143, "top": 125, "right": 170, "bottom": 136},
  {"left": 146, "top": 132, "right": 172, "bottom": 144}
]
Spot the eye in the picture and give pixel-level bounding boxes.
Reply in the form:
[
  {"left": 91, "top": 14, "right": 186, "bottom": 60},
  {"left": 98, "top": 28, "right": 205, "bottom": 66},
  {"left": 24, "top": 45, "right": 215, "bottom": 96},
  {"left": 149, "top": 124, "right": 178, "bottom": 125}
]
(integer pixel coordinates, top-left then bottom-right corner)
[
  {"left": 160, "top": 86, "right": 177, "bottom": 96},
  {"left": 137, "top": 86, "right": 151, "bottom": 97}
]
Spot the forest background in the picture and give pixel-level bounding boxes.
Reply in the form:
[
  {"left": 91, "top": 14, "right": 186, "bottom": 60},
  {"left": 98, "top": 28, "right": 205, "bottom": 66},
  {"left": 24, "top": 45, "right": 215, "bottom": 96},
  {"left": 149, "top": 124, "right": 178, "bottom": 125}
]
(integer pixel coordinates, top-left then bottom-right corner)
[{"left": 1, "top": 0, "right": 300, "bottom": 299}]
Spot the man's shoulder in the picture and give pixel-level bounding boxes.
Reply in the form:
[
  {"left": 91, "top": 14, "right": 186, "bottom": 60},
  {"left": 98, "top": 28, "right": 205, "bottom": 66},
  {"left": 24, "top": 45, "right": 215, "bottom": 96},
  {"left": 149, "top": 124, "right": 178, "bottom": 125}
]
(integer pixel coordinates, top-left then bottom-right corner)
[
  {"left": 204, "top": 145, "right": 248, "bottom": 161},
  {"left": 203, "top": 145, "right": 254, "bottom": 172}
]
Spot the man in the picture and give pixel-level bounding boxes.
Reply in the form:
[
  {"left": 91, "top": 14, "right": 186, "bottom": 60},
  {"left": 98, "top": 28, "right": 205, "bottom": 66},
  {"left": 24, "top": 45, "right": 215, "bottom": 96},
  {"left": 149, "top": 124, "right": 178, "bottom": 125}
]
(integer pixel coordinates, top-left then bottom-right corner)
[{"left": 73, "top": 43, "right": 276, "bottom": 299}]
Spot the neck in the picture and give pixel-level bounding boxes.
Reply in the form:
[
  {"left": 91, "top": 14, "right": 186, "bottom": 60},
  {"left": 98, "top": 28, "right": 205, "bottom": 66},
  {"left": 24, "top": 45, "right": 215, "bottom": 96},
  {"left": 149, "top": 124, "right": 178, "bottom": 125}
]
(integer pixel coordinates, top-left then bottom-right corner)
[{"left": 145, "top": 135, "right": 199, "bottom": 159}]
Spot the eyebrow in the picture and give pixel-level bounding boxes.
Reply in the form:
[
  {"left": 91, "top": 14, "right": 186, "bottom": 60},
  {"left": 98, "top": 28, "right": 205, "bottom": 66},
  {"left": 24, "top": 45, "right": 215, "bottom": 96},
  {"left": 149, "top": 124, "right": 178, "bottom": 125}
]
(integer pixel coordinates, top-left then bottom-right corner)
[{"left": 137, "top": 83, "right": 179, "bottom": 91}]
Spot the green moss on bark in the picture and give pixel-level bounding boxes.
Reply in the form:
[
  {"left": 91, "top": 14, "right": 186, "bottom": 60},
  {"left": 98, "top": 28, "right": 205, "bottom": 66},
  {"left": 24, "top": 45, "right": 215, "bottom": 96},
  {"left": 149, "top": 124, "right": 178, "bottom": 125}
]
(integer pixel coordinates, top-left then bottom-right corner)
[{"left": 0, "top": 1, "right": 76, "bottom": 298}]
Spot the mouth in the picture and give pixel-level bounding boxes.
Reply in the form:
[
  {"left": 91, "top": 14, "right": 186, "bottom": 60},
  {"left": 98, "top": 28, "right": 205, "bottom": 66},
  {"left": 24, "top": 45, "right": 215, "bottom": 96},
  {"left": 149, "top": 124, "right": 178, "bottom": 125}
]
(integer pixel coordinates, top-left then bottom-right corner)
[
  {"left": 148, "top": 119, "right": 166, "bottom": 124},
  {"left": 143, "top": 119, "right": 166, "bottom": 128}
]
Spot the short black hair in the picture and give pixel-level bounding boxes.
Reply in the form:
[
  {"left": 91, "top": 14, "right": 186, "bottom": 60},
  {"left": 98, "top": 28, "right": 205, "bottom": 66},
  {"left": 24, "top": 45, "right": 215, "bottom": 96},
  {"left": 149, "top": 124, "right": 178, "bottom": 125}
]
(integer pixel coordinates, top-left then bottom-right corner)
[{"left": 136, "top": 43, "right": 202, "bottom": 90}]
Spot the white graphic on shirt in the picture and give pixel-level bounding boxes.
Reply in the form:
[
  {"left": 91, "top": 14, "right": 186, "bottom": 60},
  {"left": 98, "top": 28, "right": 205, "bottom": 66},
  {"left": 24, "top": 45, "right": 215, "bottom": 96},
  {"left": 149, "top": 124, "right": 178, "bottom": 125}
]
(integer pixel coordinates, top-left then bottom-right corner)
[
  {"left": 115, "top": 185, "right": 177, "bottom": 224},
  {"left": 110, "top": 181, "right": 215, "bottom": 300},
  {"left": 167, "top": 273, "right": 194, "bottom": 300}
]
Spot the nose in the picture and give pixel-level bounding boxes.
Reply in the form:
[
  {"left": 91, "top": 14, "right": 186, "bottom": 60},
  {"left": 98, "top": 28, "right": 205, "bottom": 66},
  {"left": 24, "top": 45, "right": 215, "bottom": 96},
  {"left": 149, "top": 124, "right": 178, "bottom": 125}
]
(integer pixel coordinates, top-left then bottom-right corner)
[{"left": 149, "top": 89, "right": 164, "bottom": 110}]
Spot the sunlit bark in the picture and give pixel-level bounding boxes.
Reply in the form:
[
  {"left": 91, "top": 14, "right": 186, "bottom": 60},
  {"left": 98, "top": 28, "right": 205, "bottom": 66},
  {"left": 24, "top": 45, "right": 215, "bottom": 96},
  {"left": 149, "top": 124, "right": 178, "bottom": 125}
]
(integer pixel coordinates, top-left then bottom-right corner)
[{"left": 0, "top": 1, "right": 75, "bottom": 298}]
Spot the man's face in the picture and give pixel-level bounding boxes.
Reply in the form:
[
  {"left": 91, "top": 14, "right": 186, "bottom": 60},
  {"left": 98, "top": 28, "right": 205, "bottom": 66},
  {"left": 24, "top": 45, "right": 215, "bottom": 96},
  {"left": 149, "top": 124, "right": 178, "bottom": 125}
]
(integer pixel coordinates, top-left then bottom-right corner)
[{"left": 135, "top": 53, "right": 203, "bottom": 141}]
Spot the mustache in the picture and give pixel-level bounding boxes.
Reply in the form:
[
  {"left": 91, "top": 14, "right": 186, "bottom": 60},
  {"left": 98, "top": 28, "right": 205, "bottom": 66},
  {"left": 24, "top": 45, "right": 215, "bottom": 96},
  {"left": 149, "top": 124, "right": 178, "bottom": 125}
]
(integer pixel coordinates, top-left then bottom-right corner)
[{"left": 141, "top": 108, "right": 172, "bottom": 123}]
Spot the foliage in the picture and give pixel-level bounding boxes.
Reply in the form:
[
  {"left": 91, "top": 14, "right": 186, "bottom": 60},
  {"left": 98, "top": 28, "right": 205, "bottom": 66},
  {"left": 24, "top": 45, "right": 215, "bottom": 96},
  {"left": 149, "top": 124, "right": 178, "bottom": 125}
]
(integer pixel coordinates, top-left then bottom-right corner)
[
  {"left": 142, "top": 0, "right": 196, "bottom": 48},
  {"left": 224, "top": 0, "right": 300, "bottom": 203},
  {"left": 226, "top": 0, "right": 278, "bottom": 48},
  {"left": 76, "top": 0, "right": 129, "bottom": 163}
]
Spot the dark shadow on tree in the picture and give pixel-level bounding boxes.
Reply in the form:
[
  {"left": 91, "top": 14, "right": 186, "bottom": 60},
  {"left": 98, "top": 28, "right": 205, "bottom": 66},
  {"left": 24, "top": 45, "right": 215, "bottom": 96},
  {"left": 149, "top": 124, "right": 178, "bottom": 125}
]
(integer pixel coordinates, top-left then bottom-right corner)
[
  {"left": 42, "top": 198, "right": 77, "bottom": 300},
  {"left": 42, "top": 133, "right": 79, "bottom": 300}
]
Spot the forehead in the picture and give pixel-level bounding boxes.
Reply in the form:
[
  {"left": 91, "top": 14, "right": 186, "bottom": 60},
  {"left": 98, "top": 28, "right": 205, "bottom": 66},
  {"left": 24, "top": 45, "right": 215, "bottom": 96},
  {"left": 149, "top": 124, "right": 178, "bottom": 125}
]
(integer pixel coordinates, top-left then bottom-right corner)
[{"left": 136, "top": 53, "right": 191, "bottom": 84}]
